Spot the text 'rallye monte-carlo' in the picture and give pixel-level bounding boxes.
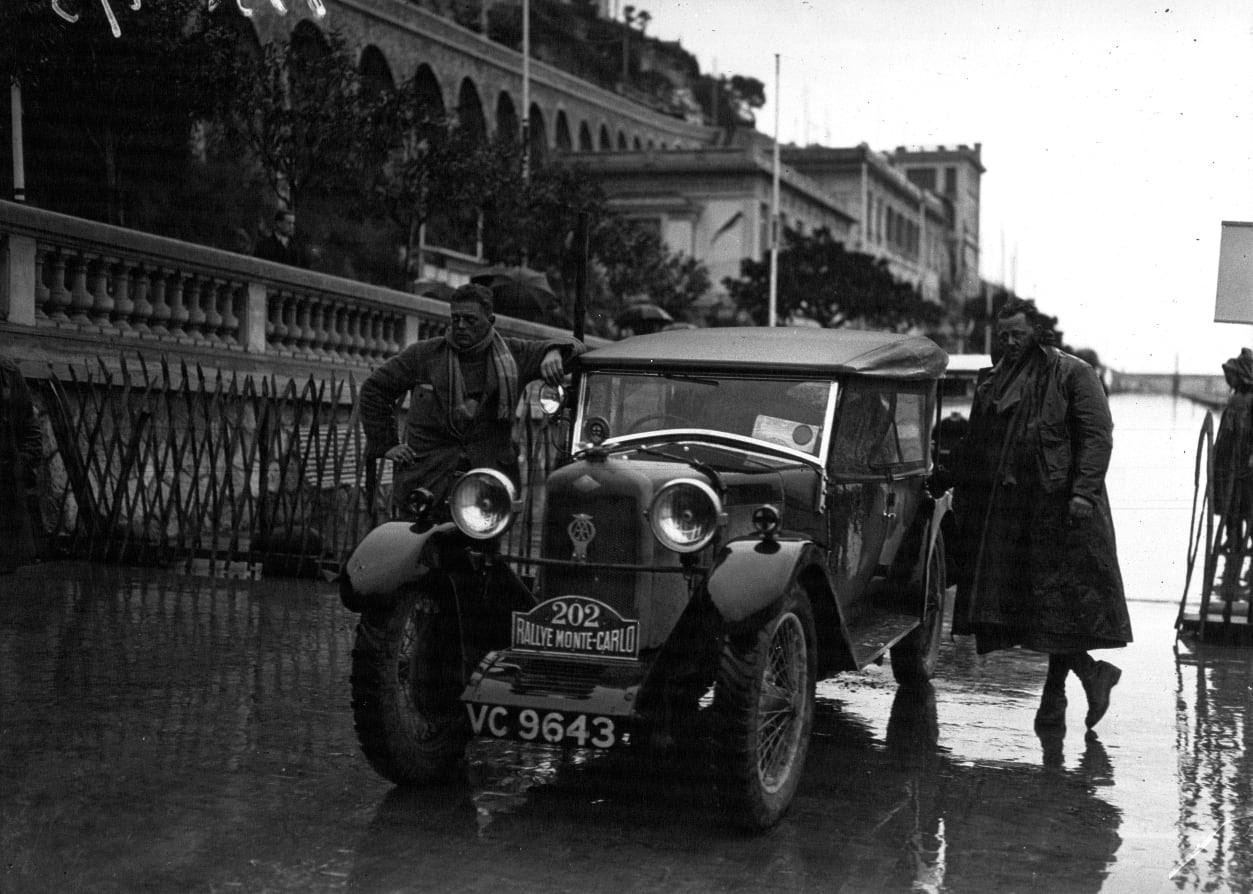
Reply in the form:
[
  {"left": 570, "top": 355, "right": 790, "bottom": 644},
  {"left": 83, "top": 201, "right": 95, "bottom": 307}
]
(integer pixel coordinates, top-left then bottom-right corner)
[{"left": 339, "top": 326, "right": 952, "bottom": 830}]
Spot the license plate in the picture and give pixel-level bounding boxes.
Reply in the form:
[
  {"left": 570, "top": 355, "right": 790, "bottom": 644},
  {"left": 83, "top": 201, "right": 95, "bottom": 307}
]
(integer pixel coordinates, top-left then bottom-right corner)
[{"left": 466, "top": 703, "right": 619, "bottom": 748}]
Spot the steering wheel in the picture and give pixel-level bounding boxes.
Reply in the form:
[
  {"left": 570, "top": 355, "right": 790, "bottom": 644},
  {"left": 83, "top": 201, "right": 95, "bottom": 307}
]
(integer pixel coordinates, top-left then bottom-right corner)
[{"left": 626, "top": 413, "right": 690, "bottom": 434}]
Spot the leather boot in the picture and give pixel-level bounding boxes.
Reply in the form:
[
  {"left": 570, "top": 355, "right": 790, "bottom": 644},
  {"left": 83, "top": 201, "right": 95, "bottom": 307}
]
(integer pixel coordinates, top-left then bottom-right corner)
[
  {"left": 1078, "top": 659, "right": 1122, "bottom": 729},
  {"left": 1034, "top": 655, "right": 1068, "bottom": 729}
]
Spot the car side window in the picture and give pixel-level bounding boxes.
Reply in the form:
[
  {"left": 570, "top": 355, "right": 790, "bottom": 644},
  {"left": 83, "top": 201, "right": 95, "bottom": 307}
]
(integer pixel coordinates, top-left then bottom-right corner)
[{"left": 829, "top": 382, "right": 929, "bottom": 476}]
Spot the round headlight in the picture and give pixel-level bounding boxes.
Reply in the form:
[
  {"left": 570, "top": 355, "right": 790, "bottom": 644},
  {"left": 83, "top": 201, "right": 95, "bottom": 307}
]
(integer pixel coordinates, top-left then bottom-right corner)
[
  {"left": 649, "top": 478, "right": 722, "bottom": 553},
  {"left": 449, "top": 469, "right": 519, "bottom": 540}
]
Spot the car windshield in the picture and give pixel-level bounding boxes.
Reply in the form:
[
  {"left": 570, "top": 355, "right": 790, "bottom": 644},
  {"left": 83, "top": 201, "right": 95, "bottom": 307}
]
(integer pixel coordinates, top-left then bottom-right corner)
[{"left": 579, "top": 371, "right": 834, "bottom": 457}]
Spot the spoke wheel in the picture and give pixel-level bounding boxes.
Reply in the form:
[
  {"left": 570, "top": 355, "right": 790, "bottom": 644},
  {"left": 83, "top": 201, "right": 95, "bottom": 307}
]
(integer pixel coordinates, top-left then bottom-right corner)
[
  {"left": 891, "top": 532, "right": 948, "bottom": 687},
  {"left": 713, "top": 585, "right": 816, "bottom": 829},
  {"left": 351, "top": 588, "right": 471, "bottom": 785}
]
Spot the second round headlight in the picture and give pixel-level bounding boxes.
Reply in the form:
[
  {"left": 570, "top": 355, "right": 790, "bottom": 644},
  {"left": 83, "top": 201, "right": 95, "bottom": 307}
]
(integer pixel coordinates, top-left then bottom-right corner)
[
  {"left": 449, "top": 469, "right": 520, "bottom": 539},
  {"left": 649, "top": 478, "right": 723, "bottom": 553}
]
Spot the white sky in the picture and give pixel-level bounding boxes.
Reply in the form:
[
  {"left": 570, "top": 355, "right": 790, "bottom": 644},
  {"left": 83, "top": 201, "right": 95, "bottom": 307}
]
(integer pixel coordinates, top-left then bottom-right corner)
[{"left": 633, "top": 0, "right": 1253, "bottom": 373}]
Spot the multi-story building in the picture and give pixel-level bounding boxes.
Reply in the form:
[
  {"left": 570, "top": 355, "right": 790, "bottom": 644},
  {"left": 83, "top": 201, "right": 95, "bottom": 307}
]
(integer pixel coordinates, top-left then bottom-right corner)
[
  {"left": 572, "top": 145, "right": 856, "bottom": 319},
  {"left": 781, "top": 142, "right": 985, "bottom": 308}
]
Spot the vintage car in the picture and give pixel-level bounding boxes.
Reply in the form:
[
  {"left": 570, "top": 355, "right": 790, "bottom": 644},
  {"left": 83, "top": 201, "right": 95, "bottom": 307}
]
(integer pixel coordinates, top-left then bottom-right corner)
[
  {"left": 340, "top": 326, "right": 951, "bottom": 829},
  {"left": 935, "top": 352, "right": 992, "bottom": 471}
]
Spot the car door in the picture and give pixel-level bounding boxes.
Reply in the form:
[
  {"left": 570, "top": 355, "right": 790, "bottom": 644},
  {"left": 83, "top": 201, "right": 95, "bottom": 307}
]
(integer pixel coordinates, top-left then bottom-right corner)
[{"left": 825, "top": 379, "right": 932, "bottom": 603}]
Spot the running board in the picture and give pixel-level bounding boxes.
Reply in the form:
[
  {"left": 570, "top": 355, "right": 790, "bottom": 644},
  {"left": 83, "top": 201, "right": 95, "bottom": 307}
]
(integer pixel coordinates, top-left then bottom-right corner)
[{"left": 844, "top": 606, "right": 920, "bottom": 669}]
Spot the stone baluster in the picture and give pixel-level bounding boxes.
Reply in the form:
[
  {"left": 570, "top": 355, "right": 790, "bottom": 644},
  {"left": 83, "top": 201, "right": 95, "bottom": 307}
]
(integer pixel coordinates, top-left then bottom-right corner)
[
  {"left": 130, "top": 263, "right": 153, "bottom": 335},
  {"left": 87, "top": 256, "right": 114, "bottom": 329},
  {"left": 223, "top": 283, "right": 243, "bottom": 348},
  {"left": 293, "top": 296, "right": 314, "bottom": 358},
  {"left": 165, "top": 271, "right": 189, "bottom": 339},
  {"left": 381, "top": 315, "right": 399, "bottom": 356},
  {"left": 368, "top": 311, "right": 385, "bottom": 359},
  {"left": 203, "top": 278, "right": 225, "bottom": 345},
  {"left": 325, "top": 305, "right": 346, "bottom": 361},
  {"left": 344, "top": 307, "right": 363, "bottom": 358},
  {"left": 33, "top": 244, "right": 51, "bottom": 322},
  {"left": 148, "top": 268, "right": 172, "bottom": 336},
  {"left": 110, "top": 258, "right": 134, "bottom": 334},
  {"left": 68, "top": 253, "right": 93, "bottom": 326},
  {"left": 279, "top": 293, "right": 299, "bottom": 354},
  {"left": 181, "top": 273, "right": 206, "bottom": 342},
  {"left": 265, "top": 290, "right": 282, "bottom": 349},
  {"left": 307, "top": 297, "right": 328, "bottom": 358},
  {"left": 45, "top": 247, "right": 72, "bottom": 323}
]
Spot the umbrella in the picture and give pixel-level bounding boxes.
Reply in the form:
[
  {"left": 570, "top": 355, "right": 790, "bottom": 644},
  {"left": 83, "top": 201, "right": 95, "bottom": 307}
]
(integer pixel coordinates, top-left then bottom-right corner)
[
  {"left": 470, "top": 266, "right": 559, "bottom": 324},
  {"left": 615, "top": 302, "right": 674, "bottom": 333},
  {"left": 412, "top": 279, "right": 456, "bottom": 301}
]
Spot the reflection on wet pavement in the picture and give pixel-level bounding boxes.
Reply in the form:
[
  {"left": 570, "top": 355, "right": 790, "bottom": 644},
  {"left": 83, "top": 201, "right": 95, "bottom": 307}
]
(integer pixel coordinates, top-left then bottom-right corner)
[{"left": 0, "top": 559, "right": 1251, "bottom": 891}]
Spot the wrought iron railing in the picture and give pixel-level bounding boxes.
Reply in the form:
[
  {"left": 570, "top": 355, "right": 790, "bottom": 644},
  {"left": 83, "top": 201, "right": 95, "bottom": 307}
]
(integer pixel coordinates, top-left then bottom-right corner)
[{"left": 32, "top": 355, "right": 564, "bottom": 579}]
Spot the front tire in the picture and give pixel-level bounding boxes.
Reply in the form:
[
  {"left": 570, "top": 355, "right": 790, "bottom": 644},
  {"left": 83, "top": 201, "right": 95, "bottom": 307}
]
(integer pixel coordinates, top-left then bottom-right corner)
[
  {"left": 890, "top": 533, "right": 947, "bottom": 687},
  {"left": 713, "top": 585, "right": 816, "bottom": 830},
  {"left": 351, "top": 587, "right": 471, "bottom": 785}
]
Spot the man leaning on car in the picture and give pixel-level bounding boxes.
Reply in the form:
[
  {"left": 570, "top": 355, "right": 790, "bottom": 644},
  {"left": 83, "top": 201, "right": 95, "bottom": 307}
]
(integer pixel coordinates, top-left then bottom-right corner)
[{"left": 359, "top": 283, "right": 585, "bottom": 509}]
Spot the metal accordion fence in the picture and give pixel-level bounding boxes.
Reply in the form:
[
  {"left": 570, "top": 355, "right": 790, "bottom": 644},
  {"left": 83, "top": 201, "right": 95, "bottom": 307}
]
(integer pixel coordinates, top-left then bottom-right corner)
[{"left": 32, "top": 354, "right": 564, "bottom": 580}]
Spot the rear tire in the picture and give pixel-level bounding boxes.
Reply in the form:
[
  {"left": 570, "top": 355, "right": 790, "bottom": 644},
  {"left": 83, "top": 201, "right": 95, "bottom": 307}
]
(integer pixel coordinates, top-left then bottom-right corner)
[
  {"left": 713, "top": 585, "right": 816, "bottom": 830},
  {"left": 891, "top": 533, "right": 947, "bottom": 687},
  {"left": 351, "top": 588, "right": 471, "bottom": 785}
]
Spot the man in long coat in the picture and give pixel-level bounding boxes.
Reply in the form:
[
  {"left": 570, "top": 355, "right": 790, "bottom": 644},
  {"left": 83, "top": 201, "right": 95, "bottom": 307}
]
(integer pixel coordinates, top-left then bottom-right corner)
[
  {"left": 953, "top": 298, "right": 1132, "bottom": 732},
  {"left": 1, "top": 355, "right": 43, "bottom": 573},
  {"left": 359, "top": 283, "right": 585, "bottom": 508},
  {"left": 1213, "top": 347, "right": 1253, "bottom": 552}
]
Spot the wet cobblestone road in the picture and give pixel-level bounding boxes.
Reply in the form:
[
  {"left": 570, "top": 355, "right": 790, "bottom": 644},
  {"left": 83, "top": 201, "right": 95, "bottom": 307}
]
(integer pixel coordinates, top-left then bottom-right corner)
[{"left": 3, "top": 394, "right": 1252, "bottom": 893}]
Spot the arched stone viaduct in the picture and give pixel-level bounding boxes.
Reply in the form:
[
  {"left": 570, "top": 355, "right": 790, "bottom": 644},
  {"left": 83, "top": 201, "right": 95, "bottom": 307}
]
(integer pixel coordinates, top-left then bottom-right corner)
[{"left": 250, "top": 0, "right": 713, "bottom": 158}]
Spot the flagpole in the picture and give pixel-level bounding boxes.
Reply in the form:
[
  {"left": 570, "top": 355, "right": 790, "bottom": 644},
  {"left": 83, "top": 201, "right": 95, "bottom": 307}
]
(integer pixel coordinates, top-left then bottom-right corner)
[
  {"left": 10, "top": 79, "right": 25, "bottom": 202},
  {"left": 768, "top": 53, "right": 781, "bottom": 327},
  {"left": 521, "top": 0, "right": 531, "bottom": 184}
]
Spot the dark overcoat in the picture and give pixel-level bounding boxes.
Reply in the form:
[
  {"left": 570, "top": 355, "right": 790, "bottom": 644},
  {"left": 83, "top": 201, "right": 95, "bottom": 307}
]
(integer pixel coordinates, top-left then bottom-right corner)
[
  {"left": 952, "top": 346, "right": 1132, "bottom": 654},
  {"left": 359, "top": 332, "right": 585, "bottom": 502},
  {"left": 0, "top": 357, "right": 42, "bottom": 572}
]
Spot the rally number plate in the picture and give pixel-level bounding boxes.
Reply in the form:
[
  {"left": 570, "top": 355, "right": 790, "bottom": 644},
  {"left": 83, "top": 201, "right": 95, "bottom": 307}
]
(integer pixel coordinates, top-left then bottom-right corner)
[
  {"left": 466, "top": 703, "right": 619, "bottom": 748},
  {"left": 511, "top": 595, "right": 640, "bottom": 660}
]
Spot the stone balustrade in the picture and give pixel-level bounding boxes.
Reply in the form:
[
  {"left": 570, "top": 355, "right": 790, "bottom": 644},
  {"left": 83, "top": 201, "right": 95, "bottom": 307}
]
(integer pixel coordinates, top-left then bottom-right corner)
[{"left": 0, "top": 199, "right": 594, "bottom": 382}]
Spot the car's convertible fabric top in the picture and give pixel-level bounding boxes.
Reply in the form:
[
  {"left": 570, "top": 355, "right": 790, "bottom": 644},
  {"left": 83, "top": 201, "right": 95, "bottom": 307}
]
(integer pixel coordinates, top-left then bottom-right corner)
[{"left": 578, "top": 327, "right": 948, "bottom": 380}]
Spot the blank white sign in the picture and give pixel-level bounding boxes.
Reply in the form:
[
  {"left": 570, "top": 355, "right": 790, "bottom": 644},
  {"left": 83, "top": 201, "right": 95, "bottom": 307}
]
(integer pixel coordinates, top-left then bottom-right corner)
[{"left": 1216, "top": 221, "right": 1253, "bottom": 323}]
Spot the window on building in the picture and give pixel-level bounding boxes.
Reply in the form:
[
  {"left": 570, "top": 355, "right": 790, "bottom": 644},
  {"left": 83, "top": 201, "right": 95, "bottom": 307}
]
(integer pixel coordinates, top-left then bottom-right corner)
[
  {"left": 908, "top": 168, "right": 937, "bottom": 191},
  {"left": 943, "top": 167, "right": 957, "bottom": 196}
]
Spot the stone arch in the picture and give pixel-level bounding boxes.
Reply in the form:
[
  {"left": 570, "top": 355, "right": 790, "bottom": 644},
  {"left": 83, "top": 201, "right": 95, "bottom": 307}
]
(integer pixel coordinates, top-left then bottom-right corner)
[
  {"left": 528, "top": 104, "right": 548, "bottom": 163},
  {"left": 578, "top": 121, "right": 594, "bottom": 151},
  {"left": 633, "top": 135, "right": 642, "bottom": 150},
  {"left": 411, "top": 64, "right": 446, "bottom": 120},
  {"left": 646, "top": 138, "right": 655, "bottom": 150},
  {"left": 617, "top": 130, "right": 628, "bottom": 149},
  {"left": 496, "top": 90, "right": 519, "bottom": 142},
  {"left": 555, "top": 110, "right": 573, "bottom": 152},
  {"left": 599, "top": 124, "right": 612, "bottom": 150},
  {"left": 290, "top": 19, "right": 329, "bottom": 61},
  {"left": 457, "top": 77, "right": 487, "bottom": 142},
  {"left": 359, "top": 45, "right": 394, "bottom": 97}
]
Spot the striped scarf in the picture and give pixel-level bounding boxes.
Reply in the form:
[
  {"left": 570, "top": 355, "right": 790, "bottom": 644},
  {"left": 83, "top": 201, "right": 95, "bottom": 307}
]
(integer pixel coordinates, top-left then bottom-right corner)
[{"left": 445, "top": 329, "right": 519, "bottom": 433}]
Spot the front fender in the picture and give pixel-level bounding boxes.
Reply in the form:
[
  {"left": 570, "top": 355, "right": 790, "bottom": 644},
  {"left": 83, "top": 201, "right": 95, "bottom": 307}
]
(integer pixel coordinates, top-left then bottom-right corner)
[
  {"left": 707, "top": 538, "right": 827, "bottom": 624},
  {"left": 339, "top": 521, "right": 457, "bottom": 612}
]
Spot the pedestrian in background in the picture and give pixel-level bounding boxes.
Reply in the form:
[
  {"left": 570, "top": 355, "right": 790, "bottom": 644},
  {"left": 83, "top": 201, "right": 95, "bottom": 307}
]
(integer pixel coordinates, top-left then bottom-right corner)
[
  {"left": 254, "top": 210, "right": 309, "bottom": 268},
  {"left": 0, "top": 355, "right": 43, "bottom": 574},
  {"left": 1212, "top": 347, "right": 1253, "bottom": 556},
  {"left": 952, "top": 298, "right": 1132, "bottom": 733}
]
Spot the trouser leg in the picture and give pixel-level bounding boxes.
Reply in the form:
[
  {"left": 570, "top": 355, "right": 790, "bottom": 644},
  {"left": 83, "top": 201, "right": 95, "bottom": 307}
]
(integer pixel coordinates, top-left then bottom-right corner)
[{"left": 1035, "top": 653, "right": 1070, "bottom": 728}]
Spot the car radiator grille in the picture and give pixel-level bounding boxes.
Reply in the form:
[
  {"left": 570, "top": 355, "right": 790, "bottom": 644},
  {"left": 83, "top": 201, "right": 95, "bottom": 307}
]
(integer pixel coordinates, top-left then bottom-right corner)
[
  {"left": 541, "top": 493, "right": 639, "bottom": 604},
  {"left": 509, "top": 656, "right": 606, "bottom": 699}
]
